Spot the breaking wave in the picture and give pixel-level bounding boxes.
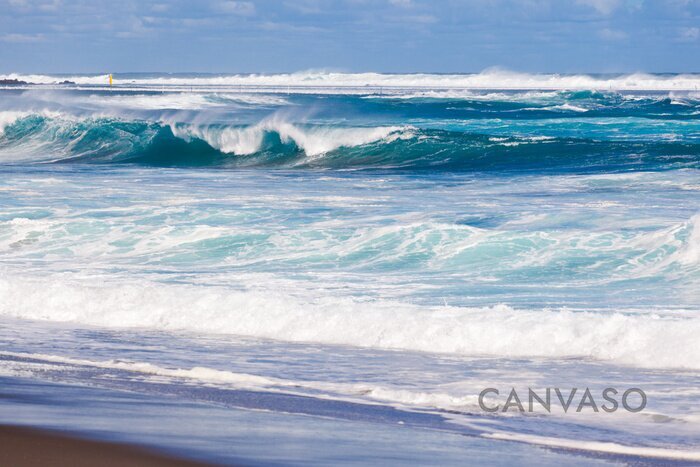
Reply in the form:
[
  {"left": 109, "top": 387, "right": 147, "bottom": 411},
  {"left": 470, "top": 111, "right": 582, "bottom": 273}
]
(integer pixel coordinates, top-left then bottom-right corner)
[
  {"left": 1, "top": 111, "right": 699, "bottom": 171},
  {"left": 169, "top": 117, "right": 410, "bottom": 158},
  {"left": 1, "top": 273, "right": 699, "bottom": 370}
]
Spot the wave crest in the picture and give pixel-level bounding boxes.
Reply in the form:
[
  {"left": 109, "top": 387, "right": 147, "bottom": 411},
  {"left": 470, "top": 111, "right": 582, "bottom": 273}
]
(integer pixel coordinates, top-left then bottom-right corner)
[{"left": 171, "top": 118, "right": 410, "bottom": 157}]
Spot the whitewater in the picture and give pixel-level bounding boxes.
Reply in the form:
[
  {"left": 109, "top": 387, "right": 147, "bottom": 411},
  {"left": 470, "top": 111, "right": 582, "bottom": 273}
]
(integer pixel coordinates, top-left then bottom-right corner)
[{"left": 1, "top": 72, "right": 699, "bottom": 464}]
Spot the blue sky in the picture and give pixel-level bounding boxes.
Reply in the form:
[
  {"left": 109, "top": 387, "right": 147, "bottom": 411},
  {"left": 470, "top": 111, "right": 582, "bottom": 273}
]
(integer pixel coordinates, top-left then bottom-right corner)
[{"left": 0, "top": 0, "right": 698, "bottom": 73}]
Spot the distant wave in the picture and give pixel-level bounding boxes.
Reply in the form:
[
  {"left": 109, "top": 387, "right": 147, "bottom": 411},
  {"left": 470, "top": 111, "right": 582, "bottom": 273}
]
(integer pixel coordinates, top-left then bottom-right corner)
[{"left": 3, "top": 70, "right": 700, "bottom": 91}]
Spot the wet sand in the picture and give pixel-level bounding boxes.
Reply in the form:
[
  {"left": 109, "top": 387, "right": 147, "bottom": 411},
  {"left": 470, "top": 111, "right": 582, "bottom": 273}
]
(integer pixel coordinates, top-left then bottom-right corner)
[{"left": 0, "top": 425, "right": 219, "bottom": 467}]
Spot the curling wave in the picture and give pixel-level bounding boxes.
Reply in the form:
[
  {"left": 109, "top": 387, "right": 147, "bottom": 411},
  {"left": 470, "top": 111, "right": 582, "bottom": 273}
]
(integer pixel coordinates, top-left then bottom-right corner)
[{"left": 1, "top": 112, "right": 699, "bottom": 171}]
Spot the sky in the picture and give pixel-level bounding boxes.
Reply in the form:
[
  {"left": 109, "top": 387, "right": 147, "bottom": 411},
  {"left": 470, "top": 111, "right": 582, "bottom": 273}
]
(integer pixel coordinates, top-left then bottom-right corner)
[{"left": 0, "top": 0, "right": 698, "bottom": 73}]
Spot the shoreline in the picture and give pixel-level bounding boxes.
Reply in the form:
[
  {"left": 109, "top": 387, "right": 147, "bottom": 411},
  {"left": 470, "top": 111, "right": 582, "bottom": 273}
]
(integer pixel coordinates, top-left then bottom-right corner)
[
  {"left": 2, "top": 352, "right": 697, "bottom": 466},
  {"left": 0, "top": 425, "right": 220, "bottom": 467}
]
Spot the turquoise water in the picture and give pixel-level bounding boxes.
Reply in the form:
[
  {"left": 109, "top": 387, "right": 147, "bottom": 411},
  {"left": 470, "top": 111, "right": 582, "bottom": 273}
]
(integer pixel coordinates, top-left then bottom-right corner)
[{"left": 1, "top": 73, "right": 699, "bottom": 463}]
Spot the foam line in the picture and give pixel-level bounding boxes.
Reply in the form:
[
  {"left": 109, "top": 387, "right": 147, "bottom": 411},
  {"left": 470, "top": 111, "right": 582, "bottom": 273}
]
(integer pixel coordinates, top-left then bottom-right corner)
[{"left": 1, "top": 274, "right": 699, "bottom": 370}]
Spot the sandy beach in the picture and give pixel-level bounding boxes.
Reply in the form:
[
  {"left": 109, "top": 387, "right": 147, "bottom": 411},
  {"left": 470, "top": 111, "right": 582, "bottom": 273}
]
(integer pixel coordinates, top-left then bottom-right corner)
[{"left": 0, "top": 425, "right": 218, "bottom": 467}]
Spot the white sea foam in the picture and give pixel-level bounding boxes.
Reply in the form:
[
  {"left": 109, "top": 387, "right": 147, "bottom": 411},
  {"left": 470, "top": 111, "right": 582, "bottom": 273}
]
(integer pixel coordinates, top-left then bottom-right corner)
[
  {"left": 21, "top": 90, "right": 289, "bottom": 111},
  {"left": 546, "top": 103, "right": 589, "bottom": 112},
  {"left": 6, "top": 350, "right": 696, "bottom": 430},
  {"left": 364, "top": 90, "right": 563, "bottom": 101},
  {"left": 0, "top": 273, "right": 699, "bottom": 370},
  {"left": 0, "top": 73, "right": 113, "bottom": 86},
  {"left": 483, "top": 432, "right": 700, "bottom": 462},
  {"left": 211, "top": 93, "right": 290, "bottom": 106},
  {"left": 0, "top": 351, "right": 483, "bottom": 412},
  {"left": 3, "top": 70, "right": 700, "bottom": 91},
  {"left": 75, "top": 93, "right": 223, "bottom": 110},
  {"left": 3, "top": 350, "right": 698, "bottom": 461},
  {"left": 676, "top": 213, "right": 700, "bottom": 265}
]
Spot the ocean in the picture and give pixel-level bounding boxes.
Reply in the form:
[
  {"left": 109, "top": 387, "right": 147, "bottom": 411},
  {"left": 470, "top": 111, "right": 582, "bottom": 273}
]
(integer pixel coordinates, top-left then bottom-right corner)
[{"left": 1, "top": 71, "right": 699, "bottom": 465}]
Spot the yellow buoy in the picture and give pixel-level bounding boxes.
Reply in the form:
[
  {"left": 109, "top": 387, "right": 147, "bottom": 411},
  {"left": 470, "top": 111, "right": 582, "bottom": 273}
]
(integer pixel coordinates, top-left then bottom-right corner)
[{"left": 109, "top": 74, "right": 113, "bottom": 86}]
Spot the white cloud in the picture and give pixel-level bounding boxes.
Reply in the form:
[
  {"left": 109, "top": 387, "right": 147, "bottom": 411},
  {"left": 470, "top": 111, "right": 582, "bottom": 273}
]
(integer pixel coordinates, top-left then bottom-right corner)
[
  {"left": 151, "top": 3, "right": 169, "bottom": 13},
  {"left": 576, "top": 0, "right": 622, "bottom": 16},
  {"left": 7, "top": 0, "right": 61, "bottom": 11},
  {"left": 115, "top": 16, "right": 157, "bottom": 38},
  {"left": 598, "top": 27, "right": 628, "bottom": 40},
  {"left": 679, "top": 27, "right": 699, "bottom": 42},
  {"left": 259, "top": 21, "right": 326, "bottom": 33},
  {"left": 213, "top": 1, "right": 255, "bottom": 15},
  {"left": 0, "top": 33, "right": 44, "bottom": 42},
  {"left": 396, "top": 14, "right": 437, "bottom": 24},
  {"left": 284, "top": 0, "right": 323, "bottom": 14},
  {"left": 389, "top": 0, "right": 413, "bottom": 7}
]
